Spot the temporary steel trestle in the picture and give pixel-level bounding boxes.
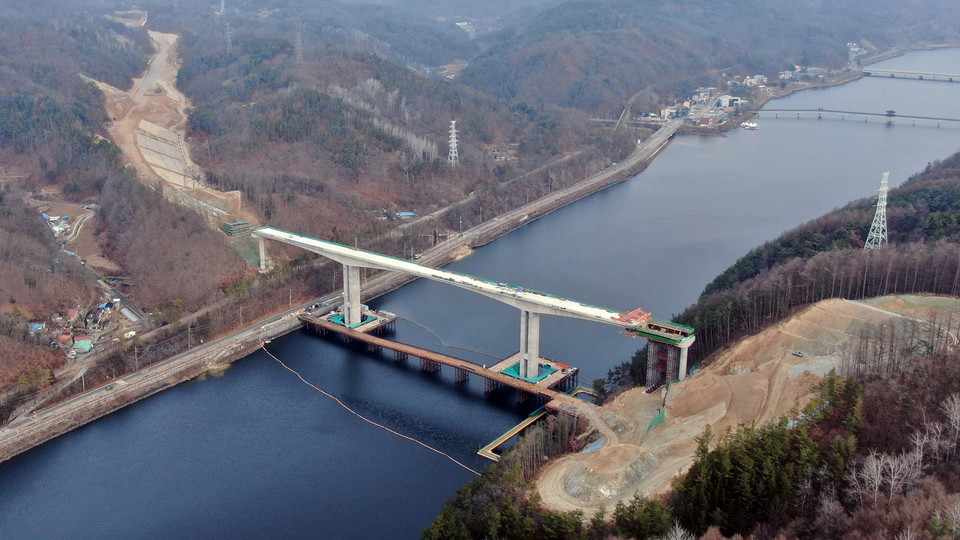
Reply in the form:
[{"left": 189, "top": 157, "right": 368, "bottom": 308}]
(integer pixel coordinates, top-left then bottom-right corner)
[{"left": 299, "top": 314, "right": 575, "bottom": 401}]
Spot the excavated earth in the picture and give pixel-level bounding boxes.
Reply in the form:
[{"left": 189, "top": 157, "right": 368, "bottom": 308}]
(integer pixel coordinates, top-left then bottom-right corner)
[{"left": 536, "top": 295, "right": 960, "bottom": 515}]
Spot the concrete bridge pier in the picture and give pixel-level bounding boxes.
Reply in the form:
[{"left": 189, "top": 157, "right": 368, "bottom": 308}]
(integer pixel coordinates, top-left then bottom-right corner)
[
  {"left": 519, "top": 310, "right": 541, "bottom": 379},
  {"left": 257, "top": 236, "right": 269, "bottom": 271},
  {"left": 342, "top": 264, "right": 362, "bottom": 326},
  {"left": 677, "top": 337, "right": 695, "bottom": 380}
]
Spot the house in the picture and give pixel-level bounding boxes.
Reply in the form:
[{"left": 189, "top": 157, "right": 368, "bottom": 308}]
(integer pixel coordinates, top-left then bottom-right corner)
[{"left": 72, "top": 339, "right": 94, "bottom": 353}]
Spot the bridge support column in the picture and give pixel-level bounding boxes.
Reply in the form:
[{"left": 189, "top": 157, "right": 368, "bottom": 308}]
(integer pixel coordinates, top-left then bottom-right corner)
[
  {"left": 258, "top": 236, "right": 267, "bottom": 271},
  {"left": 677, "top": 337, "right": 696, "bottom": 380},
  {"left": 519, "top": 310, "right": 540, "bottom": 379},
  {"left": 343, "top": 264, "right": 362, "bottom": 326}
]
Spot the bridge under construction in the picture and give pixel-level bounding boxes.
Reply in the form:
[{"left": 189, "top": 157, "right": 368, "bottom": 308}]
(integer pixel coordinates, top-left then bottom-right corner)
[{"left": 253, "top": 226, "right": 695, "bottom": 383}]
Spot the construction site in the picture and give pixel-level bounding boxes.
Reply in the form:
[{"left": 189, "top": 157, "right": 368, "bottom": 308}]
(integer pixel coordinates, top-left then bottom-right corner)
[
  {"left": 533, "top": 294, "right": 960, "bottom": 515},
  {"left": 90, "top": 27, "right": 256, "bottom": 246}
]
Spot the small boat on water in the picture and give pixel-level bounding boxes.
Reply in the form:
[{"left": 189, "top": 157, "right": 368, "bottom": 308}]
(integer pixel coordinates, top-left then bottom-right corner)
[{"left": 741, "top": 121, "right": 759, "bottom": 130}]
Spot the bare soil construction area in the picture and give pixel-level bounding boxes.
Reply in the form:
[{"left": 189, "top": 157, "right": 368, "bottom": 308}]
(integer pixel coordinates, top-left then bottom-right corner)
[
  {"left": 536, "top": 295, "right": 960, "bottom": 515},
  {"left": 93, "top": 29, "right": 246, "bottom": 220}
]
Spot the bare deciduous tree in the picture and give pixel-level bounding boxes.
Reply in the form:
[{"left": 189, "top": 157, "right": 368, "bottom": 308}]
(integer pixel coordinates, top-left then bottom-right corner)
[
  {"left": 941, "top": 393, "right": 960, "bottom": 454},
  {"left": 662, "top": 521, "right": 696, "bottom": 540}
]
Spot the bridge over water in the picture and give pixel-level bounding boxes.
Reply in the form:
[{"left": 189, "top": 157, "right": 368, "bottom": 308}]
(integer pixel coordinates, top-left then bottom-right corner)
[
  {"left": 862, "top": 68, "right": 960, "bottom": 82},
  {"left": 757, "top": 108, "right": 960, "bottom": 125},
  {"left": 253, "top": 227, "right": 694, "bottom": 382}
]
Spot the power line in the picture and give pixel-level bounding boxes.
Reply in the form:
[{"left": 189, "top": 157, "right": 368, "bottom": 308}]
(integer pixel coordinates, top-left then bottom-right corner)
[{"left": 396, "top": 316, "right": 498, "bottom": 360}]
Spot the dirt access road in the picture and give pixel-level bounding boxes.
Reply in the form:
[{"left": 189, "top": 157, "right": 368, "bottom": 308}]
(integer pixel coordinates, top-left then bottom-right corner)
[
  {"left": 93, "top": 27, "right": 244, "bottom": 217},
  {"left": 535, "top": 295, "right": 960, "bottom": 516}
]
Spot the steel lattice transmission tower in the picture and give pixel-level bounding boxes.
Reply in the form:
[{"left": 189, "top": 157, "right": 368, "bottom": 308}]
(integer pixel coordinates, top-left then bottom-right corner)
[
  {"left": 447, "top": 120, "right": 460, "bottom": 168},
  {"left": 864, "top": 171, "right": 890, "bottom": 250},
  {"left": 224, "top": 22, "right": 233, "bottom": 54},
  {"left": 295, "top": 23, "right": 304, "bottom": 67}
]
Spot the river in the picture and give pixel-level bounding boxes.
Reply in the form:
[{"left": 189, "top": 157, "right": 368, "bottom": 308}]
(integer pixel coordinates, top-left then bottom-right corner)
[{"left": 1, "top": 49, "right": 958, "bottom": 539}]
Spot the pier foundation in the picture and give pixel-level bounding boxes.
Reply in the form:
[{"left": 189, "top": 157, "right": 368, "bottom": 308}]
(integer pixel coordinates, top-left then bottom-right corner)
[{"left": 420, "top": 358, "right": 440, "bottom": 374}]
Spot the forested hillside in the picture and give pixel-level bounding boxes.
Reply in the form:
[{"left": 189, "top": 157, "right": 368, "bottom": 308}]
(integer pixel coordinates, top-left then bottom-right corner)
[
  {"left": 0, "top": 4, "right": 246, "bottom": 336},
  {"left": 176, "top": 32, "right": 586, "bottom": 240},
  {"left": 459, "top": 0, "right": 960, "bottom": 111},
  {"left": 123, "top": 0, "right": 624, "bottom": 246},
  {"left": 0, "top": 2, "right": 150, "bottom": 320}
]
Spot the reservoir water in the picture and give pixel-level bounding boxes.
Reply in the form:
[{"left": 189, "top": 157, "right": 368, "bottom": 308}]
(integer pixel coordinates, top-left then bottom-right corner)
[{"left": 2, "top": 50, "right": 959, "bottom": 539}]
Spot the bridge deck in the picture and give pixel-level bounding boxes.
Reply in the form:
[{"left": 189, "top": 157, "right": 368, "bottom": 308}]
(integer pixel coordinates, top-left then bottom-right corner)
[
  {"left": 758, "top": 108, "right": 960, "bottom": 123},
  {"left": 298, "top": 314, "right": 577, "bottom": 401},
  {"left": 864, "top": 68, "right": 960, "bottom": 78},
  {"left": 256, "top": 227, "right": 649, "bottom": 328}
]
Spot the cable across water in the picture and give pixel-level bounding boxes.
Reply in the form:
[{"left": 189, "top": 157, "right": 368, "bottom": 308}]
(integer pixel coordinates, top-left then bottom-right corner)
[
  {"left": 260, "top": 342, "right": 480, "bottom": 476},
  {"left": 396, "top": 316, "right": 500, "bottom": 360}
]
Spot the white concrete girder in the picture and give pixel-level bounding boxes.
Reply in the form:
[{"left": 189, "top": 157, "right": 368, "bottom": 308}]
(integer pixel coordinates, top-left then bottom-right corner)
[
  {"left": 468, "top": 291, "right": 603, "bottom": 326},
  {"left": 254, "top": 227, "right": 634, "bottom": 328}
]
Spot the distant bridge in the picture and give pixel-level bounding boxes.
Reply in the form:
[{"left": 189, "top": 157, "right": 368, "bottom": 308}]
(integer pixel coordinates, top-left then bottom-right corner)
[
  {"left": 862, "top": 68, "right": 960, "bottom": 82},
  {"left": 757, "top": 108, "right": 960, "bottom": 125}
]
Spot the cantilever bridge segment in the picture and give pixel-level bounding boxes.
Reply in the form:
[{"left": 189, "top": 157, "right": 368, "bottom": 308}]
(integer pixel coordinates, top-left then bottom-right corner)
[{"left": 252, "top": 226, "right": 694, "bottom": 379}]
